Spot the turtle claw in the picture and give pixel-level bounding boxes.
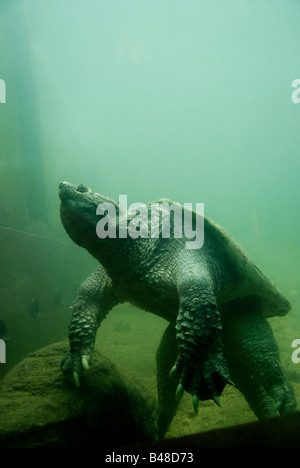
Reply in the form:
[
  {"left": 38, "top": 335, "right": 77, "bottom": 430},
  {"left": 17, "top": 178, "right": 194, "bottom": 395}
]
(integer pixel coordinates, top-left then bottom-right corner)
[
  {"left": 61, "top": 351, "right": 91, "bottom": 388},
  {"left": 268, "top": 384, "right": 289, "bottom": 414},
  {"left": 274, "top": 401, "right": 282, "bottom": 412},
  {"left": 175, "top": 383, "right": 184, "bottom": 402},
  {"left": 192, "top": 395, "right": 199, "bottom": 414},
  {"left": 81, "top": 356, "right": 90, "bottom": 370},
  {"left": 73, "top": 371, "right": 80, "bottom": 388},
  {"left": 169, "top": 365, "right": 178, "bottom": 378},
  {"left": 213, "top": 395, "right": 222, "bottom": 407}
]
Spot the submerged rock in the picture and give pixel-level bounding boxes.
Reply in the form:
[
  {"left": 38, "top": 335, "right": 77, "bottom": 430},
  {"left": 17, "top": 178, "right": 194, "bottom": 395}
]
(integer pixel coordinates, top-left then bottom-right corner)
[{"left": 0, "top": 341, "right": 156, "bottom": 448}]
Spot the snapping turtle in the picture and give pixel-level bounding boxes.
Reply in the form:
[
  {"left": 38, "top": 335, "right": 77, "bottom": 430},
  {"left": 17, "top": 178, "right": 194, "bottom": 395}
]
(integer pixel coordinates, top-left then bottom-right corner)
[{"left": 59, "top": 182, "right": 297, "bottom": 438}]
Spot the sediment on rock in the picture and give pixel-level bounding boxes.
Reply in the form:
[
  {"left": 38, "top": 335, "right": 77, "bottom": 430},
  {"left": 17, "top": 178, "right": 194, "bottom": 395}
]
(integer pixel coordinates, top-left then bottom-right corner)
[{"left": 0, "top": 341, "right": 156, "bottom": 448}]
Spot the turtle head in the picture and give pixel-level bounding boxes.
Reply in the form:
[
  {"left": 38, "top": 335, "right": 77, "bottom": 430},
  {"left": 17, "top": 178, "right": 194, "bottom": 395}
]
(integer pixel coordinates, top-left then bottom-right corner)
[{"left": 59, "top": 182, "right": 120, "bottom": 262}]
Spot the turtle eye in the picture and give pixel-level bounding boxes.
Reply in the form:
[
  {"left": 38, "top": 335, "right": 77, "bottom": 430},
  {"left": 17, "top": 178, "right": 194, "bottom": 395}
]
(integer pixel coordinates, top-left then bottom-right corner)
[{"left": 76, "top": 184, "right": 89, "bottom": 193}]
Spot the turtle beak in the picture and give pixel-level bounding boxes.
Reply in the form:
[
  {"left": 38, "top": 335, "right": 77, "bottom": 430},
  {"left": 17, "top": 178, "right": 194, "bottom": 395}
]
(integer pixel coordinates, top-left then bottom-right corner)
[{"left": 59, "top": 182, "right": 75, "bottom": 201}]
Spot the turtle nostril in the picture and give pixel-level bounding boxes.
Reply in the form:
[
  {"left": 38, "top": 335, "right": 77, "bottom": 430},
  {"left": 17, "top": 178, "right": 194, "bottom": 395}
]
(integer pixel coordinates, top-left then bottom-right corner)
[{"left": 76, "top": 184, "right": 89, "bottom": 193}]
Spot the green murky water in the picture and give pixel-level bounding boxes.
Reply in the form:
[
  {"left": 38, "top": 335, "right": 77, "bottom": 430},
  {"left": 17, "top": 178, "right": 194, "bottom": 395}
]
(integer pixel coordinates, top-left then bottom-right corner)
[{"left": 0, "top": 0, "right": 299, "bottom": 445}]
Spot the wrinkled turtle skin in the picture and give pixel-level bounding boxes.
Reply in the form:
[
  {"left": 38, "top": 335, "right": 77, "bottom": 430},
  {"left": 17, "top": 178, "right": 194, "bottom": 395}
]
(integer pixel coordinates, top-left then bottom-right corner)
[{"left": 59, "top": 182, "right": 297, "bottom": 439}]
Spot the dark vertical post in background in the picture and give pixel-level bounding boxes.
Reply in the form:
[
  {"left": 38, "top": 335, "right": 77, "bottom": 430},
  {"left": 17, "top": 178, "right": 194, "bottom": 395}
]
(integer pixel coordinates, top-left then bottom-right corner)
[{"left": 1, "top": 0, "right": 47, "bottom": 220}]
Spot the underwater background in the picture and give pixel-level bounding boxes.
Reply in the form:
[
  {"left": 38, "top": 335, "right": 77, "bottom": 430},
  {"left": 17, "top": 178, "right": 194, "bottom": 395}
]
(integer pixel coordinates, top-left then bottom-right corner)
[{"left": 0, "top": 0, "right": 299, "bottom": 441}]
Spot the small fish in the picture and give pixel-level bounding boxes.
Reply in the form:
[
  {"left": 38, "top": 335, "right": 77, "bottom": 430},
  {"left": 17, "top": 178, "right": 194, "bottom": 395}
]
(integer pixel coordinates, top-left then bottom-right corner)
[
  {"left": 31, "top": 298, "right": 41, "bottom": 319},
  {"left": 0, "top": 318, "right": 8, "bottom": 339}
]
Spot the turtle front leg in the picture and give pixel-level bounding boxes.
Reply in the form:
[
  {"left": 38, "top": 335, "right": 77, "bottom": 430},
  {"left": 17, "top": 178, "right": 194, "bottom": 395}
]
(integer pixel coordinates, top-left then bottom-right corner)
[
  {"left": 172, "top": 271, "right": 230, "bottom": 412},
  {"left": 61, "top": 266, "right": 118, "bottom": 386}
]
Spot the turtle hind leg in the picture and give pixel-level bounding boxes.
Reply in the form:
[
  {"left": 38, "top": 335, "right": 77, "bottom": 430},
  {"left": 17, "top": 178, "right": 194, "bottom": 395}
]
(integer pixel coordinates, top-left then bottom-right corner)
[
  {"left": 156, "top": 323, "right": 180, "bottom": 439},
  {"left": 224, "top": 354, "right": 278, "bottom": 418},
  {"left": 221, "top": 305, "right": 297, "bottom": 418}
]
